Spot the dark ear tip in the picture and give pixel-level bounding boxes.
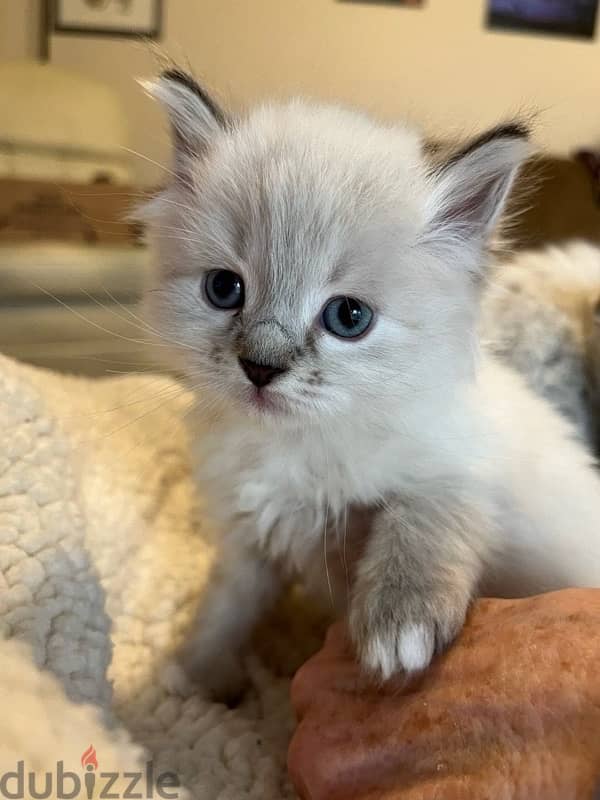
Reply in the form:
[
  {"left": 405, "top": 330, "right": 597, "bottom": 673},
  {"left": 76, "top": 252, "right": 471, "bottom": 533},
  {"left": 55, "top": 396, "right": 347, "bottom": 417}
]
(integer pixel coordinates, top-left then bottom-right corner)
[
  {"left": 494, "top": 121, "right": 531, "bottom": 141},
  {"left": 450, "top": 120, "right": 531, "bottom": 164},
  {"left": 470, "top": 121, "right": 531, "bottom": 150},
  {"left": 159, "top": 68, "right": 227, "bottom": 128},
  {"left": 160, "top": 68, "right": 200, "bottom": 93}
]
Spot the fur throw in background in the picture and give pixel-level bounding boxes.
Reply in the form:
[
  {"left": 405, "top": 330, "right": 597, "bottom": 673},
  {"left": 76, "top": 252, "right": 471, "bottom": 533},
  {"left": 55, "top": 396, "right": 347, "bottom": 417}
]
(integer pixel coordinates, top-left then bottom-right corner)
[{"left": 483, "top": 241, "right": 600, "bottom": 452}]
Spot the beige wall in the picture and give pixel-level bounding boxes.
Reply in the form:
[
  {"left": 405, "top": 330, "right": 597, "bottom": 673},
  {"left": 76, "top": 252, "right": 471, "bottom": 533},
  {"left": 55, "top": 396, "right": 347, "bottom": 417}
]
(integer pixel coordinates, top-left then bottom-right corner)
[
  {"left": 2, "top": 1, "right": 600, "bottom": 185},
  {"left": 0, "top": 0, "right": 38, "bottom": 62}
]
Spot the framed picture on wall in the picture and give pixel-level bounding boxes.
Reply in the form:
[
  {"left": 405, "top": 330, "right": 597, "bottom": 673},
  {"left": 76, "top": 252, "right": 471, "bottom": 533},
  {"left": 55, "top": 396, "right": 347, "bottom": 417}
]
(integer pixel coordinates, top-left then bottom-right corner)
[
  {"left": 487, "top": 0, "right": 598, "bottom": 40},
  {"left": 383, "top": 1, "right": 422, "bottom": 4},
  {"left": 52, "top": 0, "right": 162, "bottom": 39},
  {"left": 339, "top": 1, "right": 423, "bottom": 6}
]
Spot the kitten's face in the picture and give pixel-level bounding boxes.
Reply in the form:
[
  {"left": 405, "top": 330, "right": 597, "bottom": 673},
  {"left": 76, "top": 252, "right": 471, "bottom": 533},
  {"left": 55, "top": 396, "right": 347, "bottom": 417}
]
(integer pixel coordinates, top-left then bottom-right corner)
[{"left": 145, "top": 73, "right": 528, "bottom": 429}]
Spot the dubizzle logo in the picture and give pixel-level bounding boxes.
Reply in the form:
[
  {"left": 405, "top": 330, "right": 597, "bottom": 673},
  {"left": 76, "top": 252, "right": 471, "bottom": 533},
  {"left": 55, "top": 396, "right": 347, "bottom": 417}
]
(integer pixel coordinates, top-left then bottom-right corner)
[
  {"left": 0, "top": 744, "right": 180, "bottom": 799},
  {"left": 81, "top": 745, "right": 98, "bottom": 798}
]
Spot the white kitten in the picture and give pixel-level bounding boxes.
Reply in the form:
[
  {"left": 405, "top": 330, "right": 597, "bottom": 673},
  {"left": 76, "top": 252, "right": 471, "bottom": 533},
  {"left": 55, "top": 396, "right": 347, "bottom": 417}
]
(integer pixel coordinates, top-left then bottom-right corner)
[{"left": 142, "top": 70, "right": 600, "bottom": 699}]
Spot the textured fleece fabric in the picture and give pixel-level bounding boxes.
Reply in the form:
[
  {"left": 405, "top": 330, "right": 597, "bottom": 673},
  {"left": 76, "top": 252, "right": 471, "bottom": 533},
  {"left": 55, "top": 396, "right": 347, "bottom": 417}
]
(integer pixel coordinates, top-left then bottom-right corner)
[{"left": 0, "top": 354, "right": 322, "bottom": 799}]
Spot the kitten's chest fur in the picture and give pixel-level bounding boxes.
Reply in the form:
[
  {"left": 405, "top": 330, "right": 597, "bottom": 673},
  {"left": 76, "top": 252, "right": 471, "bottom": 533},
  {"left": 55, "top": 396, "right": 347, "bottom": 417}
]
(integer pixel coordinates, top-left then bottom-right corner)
[{"left": 192, "top": 410, "right": 390, "bottom": 573}]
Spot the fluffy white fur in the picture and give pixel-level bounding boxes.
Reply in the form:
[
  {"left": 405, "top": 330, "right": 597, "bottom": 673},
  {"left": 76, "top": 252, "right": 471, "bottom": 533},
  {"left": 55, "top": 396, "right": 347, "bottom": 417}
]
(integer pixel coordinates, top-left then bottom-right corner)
[{"left": 143, "top": 72, "right": 600, "bottom": 692}]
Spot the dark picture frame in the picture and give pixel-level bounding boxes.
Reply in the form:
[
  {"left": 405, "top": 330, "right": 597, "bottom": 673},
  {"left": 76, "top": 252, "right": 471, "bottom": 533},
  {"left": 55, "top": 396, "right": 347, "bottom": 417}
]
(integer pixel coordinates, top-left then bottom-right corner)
[
  {"left": 486, "top": 0, "right": 598, "bottom": 40},
  {"left": 339, "top": 1, "right": 423, "bottom": 6},
  {"left": 51, "top": 0, "right": 162, "bottom": 39}
]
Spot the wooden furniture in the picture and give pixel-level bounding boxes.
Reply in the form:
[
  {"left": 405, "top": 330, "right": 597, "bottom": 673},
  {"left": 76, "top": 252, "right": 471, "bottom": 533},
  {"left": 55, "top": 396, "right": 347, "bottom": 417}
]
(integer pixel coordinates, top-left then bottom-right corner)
[{"left": 508, "top": 156, "right": 600, "bottom": 249}]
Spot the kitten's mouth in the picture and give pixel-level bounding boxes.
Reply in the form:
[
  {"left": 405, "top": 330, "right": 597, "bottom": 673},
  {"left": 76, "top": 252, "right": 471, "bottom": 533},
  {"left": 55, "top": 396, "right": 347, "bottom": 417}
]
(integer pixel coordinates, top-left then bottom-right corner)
[{"left": 246, "top": 386, "right": 287, "bottom": 415}]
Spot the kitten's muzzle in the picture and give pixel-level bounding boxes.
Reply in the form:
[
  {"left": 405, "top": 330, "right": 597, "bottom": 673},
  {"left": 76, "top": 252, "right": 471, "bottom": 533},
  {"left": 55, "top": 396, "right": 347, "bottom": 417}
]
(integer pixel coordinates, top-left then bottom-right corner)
[
  {"left": 237, "top": 318, "right": 295, "bottom": 387},
  {"left": 238, "top": 358, "right": 288, "bottom": 388}
]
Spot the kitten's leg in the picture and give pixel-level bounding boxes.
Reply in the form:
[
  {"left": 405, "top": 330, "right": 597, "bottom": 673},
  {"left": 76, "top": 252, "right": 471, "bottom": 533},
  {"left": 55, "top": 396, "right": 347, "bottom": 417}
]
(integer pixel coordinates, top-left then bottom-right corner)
[
  {"left": 349, "top": 491, "right": 492, "bottom": 680},
  {"left": 181, "top": 547, "right": 281, "bottom": 701}
]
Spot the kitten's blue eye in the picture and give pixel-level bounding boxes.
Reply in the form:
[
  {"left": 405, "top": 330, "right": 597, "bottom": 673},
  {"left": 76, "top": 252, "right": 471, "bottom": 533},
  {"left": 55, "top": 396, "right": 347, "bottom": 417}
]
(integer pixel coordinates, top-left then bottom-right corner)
[
  {"left": 204, "top": 269, "right": 245, "bottom": 310},
  {"left": 322, "top": 296, "right": 373, "bottom": 339}
]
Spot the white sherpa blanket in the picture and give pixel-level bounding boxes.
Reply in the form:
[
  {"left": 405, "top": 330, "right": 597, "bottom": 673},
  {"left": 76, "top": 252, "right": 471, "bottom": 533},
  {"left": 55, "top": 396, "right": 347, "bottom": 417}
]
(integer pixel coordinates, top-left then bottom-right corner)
[{"left": 0, "top": 353, "right": 323, "bottom": 799}]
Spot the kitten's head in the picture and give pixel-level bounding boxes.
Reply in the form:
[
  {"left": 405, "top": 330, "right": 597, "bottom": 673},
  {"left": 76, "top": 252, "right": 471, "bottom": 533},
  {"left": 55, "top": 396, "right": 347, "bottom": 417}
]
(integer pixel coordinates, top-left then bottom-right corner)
[{"left": 143, "top": 70, "right": 530, "bottom": 429}]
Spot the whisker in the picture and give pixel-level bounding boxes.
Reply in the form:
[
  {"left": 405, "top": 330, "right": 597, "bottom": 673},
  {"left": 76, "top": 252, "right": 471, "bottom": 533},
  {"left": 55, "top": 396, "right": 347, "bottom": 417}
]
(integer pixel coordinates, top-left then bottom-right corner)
[
  {"left": 342, "top": 502, "right": 350, "bottom": 602},
  {"left": 61, "top": 190, "right": 196, "bottom": 215},
  {"left": 23, "top": 281, "right": 197, "bottom": 353},
  {"left": 115, "top": 385, "right": 209, "bottom": 463},
  {"left": 90, "top": 385, "right": 188, "bottom": 443},
  {"left": 322, "top": 430, "right": 334, "bottom": 609},
  {"left": 103, "top": 367, "right": 158, "bottom": 375},
  {"left": 69, "top": 381, "right": 184, "bottom": 420},
  {"left": 120, "top": 146, "right": 179, "bottom": 181},
  {"left": 85, "top": 353, "right": 163, "bottom": 367},
  {"left": 99, "top": 286, "right": 199, "bottom": 355}
]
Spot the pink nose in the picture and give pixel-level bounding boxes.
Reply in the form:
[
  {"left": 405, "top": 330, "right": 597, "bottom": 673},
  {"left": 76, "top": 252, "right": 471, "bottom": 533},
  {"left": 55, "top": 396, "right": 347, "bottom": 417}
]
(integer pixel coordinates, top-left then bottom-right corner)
[{"left": 238, "top": 358, "right": 287, "bottom": 388}]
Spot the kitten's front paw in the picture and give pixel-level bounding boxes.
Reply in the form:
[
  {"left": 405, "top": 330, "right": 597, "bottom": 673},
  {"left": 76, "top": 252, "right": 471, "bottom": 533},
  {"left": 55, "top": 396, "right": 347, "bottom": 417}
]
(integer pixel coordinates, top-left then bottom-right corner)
[{"left": 349, "top": 583, "right": 470, "bottom": 681}]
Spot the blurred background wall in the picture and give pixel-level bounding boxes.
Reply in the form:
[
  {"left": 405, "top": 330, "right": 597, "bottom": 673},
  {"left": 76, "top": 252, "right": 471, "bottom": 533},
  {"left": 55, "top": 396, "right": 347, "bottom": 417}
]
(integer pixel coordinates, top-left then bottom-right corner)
[{"left": 2, "top": 0, "right": 600, "bottom": 186}]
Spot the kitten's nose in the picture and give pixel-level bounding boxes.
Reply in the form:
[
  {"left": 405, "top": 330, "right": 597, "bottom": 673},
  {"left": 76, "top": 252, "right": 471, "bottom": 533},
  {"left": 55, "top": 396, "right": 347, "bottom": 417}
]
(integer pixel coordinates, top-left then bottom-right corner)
[{"left": 238, "top": 358, "right": 287, "bottom": 388}]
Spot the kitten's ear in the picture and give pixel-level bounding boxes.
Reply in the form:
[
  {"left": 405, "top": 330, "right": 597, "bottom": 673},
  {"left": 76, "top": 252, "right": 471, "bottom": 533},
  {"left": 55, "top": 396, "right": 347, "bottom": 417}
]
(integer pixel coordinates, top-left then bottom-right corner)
[
  {"left": 425, "top": 123, "right": 531, "bottom": 243},
  {"left": 141, "top": 69, "right": 226, "bottom": 179}
]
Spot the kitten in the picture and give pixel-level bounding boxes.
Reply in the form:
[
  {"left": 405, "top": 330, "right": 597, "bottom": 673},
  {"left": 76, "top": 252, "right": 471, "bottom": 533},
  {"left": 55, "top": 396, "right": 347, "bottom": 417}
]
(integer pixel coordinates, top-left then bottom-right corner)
[
  {"left": 482, "top": 241, "right": 600, "bottom": 452},
  {"left": 142, "top": 70, "right": 600, "bottom": 698}
]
